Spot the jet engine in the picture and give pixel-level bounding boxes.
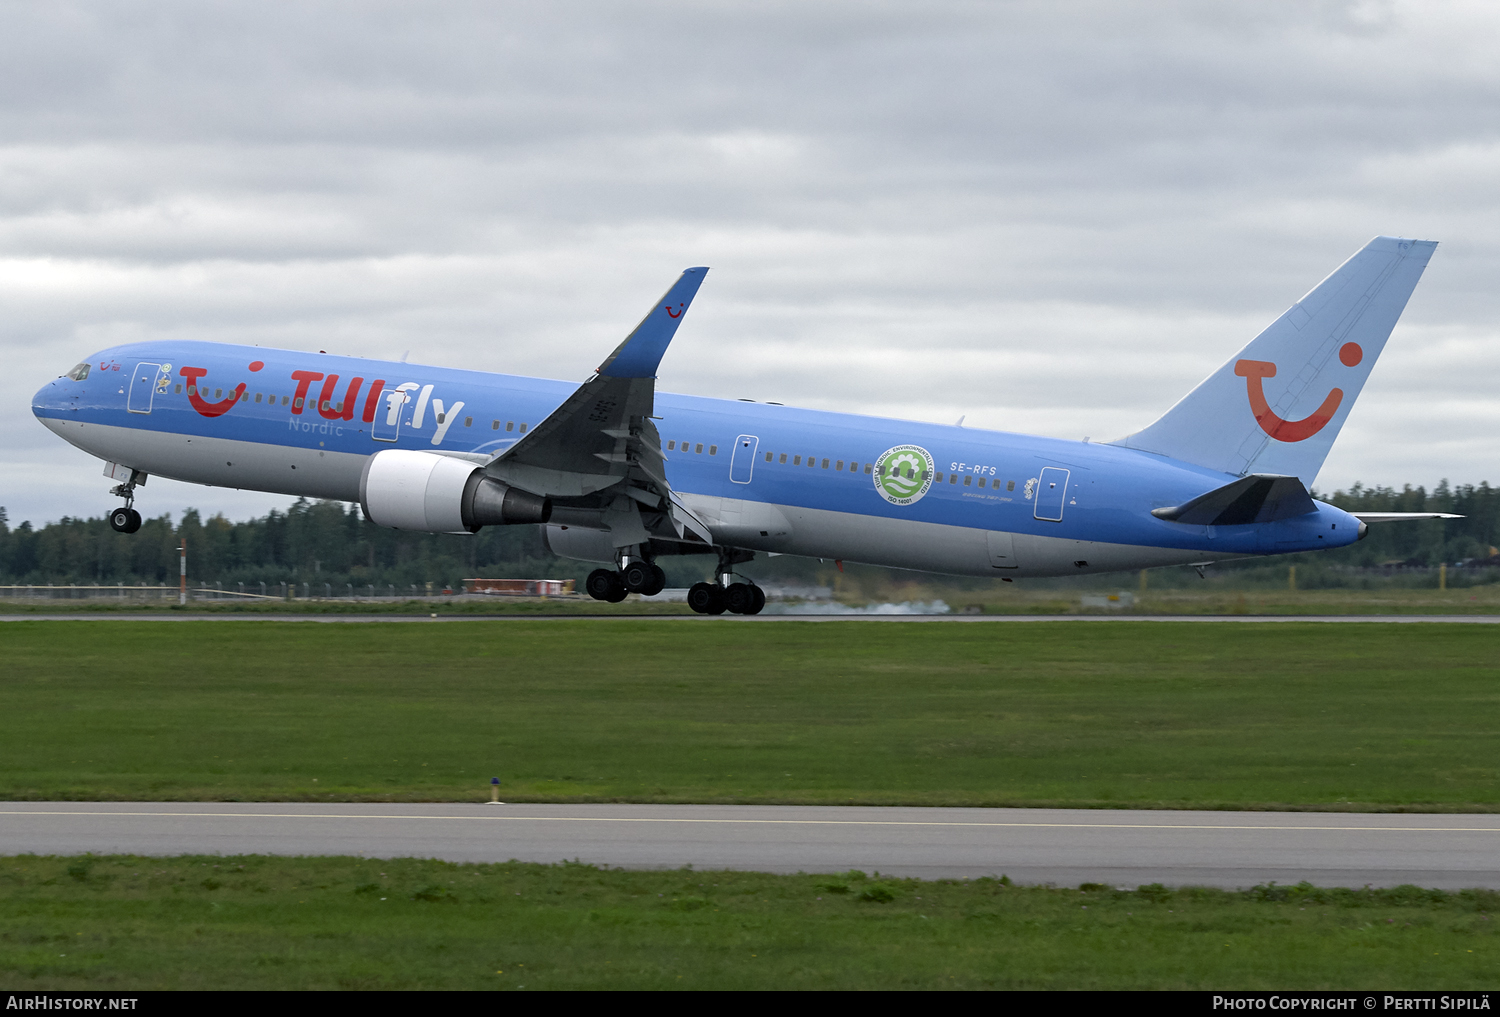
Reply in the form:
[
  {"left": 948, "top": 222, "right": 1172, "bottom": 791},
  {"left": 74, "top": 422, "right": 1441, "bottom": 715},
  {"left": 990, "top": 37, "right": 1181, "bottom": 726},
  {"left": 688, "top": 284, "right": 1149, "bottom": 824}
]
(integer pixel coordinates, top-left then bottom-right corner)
[{"left": 359, "top": 449, "right": 550, "bottom": 533}]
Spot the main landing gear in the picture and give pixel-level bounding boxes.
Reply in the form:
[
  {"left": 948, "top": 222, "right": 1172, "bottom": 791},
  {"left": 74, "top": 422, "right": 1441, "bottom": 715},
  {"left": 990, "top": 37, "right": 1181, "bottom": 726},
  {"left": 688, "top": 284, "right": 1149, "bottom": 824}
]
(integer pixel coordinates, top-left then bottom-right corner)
[
  {"left": 585, "top": 559, "right": 667, "bottom": 603},
  {"left": 108, "top": 469, "right": 146, "bottom": 534},
  {"left": 686, "top": 580, "right": 765, "bottom": 616},
  {"left": 687, "top": 549, "right": 766, "bottom": 616}
]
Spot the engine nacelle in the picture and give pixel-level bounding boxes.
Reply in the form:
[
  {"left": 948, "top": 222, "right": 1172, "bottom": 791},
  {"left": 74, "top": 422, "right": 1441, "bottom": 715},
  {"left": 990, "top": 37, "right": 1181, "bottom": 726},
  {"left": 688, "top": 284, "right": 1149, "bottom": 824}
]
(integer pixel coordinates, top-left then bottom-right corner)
[
  {"left": 360, "top": 450, "right": 550, "bottom": 533},
  {"left": 541, "top": 523, "right": 617, "bottom": 563}
]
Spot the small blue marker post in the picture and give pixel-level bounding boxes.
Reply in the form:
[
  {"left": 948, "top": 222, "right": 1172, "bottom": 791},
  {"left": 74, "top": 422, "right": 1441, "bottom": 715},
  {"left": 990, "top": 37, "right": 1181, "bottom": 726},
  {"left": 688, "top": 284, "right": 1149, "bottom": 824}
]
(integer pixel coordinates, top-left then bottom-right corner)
[{"left": 489, "top": 776, "right": 502, "bottom": 805}]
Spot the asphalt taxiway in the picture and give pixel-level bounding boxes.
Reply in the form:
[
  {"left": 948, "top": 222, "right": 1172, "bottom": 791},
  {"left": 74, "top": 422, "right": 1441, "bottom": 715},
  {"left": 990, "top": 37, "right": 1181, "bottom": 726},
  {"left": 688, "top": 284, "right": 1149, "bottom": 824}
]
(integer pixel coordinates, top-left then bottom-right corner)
[{"left": 4, "top": 803, "right": 1497, "bottom": 888}]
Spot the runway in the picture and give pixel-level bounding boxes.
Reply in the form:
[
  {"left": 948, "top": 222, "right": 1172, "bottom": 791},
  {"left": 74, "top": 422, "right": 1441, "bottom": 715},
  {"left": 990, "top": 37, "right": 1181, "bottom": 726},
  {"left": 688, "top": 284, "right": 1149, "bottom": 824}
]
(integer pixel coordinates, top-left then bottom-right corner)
[
  {"left": 3, "top": 613, "right": 1499, "bottom": 623},
  {"left": 4, "top": 803, "right": 1498, "bottom": 888}
]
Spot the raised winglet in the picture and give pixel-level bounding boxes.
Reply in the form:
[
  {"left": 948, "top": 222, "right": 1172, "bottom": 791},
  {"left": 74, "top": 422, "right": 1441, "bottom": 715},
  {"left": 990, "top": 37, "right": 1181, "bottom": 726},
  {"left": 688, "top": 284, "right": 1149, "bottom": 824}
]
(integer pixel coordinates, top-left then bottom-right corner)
[{"left": 596, "top": 267, "right": 709, "bottom": 379}]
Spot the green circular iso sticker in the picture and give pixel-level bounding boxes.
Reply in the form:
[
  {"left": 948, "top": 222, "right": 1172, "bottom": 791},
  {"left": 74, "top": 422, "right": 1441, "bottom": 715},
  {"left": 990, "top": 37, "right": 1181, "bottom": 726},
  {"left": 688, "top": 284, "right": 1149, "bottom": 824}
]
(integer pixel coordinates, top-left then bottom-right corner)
[{"left": 873, "top": 445, "right": 934, "bottom": 506}]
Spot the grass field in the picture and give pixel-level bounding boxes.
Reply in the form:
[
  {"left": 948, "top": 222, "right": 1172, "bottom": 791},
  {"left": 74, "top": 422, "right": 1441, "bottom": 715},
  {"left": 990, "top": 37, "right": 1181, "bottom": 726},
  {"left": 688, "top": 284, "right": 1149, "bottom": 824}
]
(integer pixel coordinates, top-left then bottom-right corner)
[
  {"left": 2, "top": 620, "right": 1496, "bottom": 809},
  {"left": 2, "top": 855, "right": 1495, "bottom": 990}
]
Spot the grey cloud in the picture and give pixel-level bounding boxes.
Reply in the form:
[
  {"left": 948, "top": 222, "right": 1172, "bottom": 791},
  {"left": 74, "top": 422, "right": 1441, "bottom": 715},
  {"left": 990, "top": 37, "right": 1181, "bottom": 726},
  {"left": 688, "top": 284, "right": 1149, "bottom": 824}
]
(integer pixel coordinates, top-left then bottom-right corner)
[{"left": 2, "top": 0, "right": 1498, "bottom": 526}]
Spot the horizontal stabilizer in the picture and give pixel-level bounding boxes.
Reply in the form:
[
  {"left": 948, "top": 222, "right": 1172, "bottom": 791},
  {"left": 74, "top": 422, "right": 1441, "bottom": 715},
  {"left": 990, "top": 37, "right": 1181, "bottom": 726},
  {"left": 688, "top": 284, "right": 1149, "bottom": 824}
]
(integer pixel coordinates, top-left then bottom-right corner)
[
  {"left": 1152, "top": 474, "right": 1316, "bottom": 526},
  {"left": 1351, "top": 512, "right": 1464, "bottom": 524}
]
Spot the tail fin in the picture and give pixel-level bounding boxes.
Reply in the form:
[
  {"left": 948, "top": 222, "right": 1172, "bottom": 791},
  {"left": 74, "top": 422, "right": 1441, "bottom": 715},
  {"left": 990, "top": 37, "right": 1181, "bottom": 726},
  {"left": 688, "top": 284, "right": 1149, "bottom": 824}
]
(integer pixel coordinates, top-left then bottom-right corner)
[{"left": 1110, "top": 236, "right": 1437, "bottom": 485}]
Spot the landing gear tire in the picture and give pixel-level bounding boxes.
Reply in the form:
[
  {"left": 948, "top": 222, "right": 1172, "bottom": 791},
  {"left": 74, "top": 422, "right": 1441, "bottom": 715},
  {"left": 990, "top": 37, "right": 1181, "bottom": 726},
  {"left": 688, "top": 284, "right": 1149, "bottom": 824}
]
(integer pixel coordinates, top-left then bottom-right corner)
[
  {"left": 640, "top": 564, "right": 667, "bottom": 597},
  {"left": 725, "top": 583, "right": 752, "bottom": 614},
  {"left": 687, "top": 581, "right": 726, "bottom": 615},
  {"left": 109, "top": 507, "right": 141, "bottom": 534},
  {"left": 586, "top": 568, "right": 627, "bottom": 603},
  {"left": 724, "top": 583, "right": 767, "bottom": 615},
  {"left": 622, "top": 560, "right": 659, "bottom": 594}
]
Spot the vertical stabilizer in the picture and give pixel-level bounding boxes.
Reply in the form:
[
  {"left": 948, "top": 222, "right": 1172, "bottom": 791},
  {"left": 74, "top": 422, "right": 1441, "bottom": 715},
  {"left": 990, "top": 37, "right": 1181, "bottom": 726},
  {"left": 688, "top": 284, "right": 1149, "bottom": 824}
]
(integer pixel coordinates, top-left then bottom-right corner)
[{"left": 1110, "top": 237, "right": 1436, "bottom": 486}]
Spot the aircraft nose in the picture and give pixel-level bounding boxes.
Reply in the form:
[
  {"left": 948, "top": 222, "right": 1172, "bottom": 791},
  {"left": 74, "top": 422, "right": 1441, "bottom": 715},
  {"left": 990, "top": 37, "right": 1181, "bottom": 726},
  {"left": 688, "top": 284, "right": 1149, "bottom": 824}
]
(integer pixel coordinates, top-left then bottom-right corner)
[{"left": 33, "top": 378, "right": 62, "bottom": 416}]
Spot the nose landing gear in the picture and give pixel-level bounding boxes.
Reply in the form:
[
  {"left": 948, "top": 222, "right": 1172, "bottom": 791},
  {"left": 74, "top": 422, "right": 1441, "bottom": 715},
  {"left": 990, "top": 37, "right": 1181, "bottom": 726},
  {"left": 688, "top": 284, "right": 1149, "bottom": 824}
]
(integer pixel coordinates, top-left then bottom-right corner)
[
  {"left": 107, "top": 469, "right": 146, "bottom": 534},
  {"left": 109, "top": 506, "right": 142, "bottom": 534}
]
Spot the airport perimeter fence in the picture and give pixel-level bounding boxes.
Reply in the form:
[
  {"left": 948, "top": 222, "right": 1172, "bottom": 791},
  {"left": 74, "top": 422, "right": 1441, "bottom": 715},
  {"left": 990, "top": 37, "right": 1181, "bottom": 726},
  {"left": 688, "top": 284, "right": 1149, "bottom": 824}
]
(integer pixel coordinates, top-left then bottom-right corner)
[{"left": 0, "top": 582, "right": 580, "bottom": 603}]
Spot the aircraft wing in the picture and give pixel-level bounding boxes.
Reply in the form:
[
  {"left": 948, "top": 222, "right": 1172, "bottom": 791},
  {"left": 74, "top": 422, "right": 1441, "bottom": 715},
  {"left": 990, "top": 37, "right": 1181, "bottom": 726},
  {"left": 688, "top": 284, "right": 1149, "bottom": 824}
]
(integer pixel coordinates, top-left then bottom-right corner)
[{"left": 483, "top": 267, "right": 713, "bottom": 546}]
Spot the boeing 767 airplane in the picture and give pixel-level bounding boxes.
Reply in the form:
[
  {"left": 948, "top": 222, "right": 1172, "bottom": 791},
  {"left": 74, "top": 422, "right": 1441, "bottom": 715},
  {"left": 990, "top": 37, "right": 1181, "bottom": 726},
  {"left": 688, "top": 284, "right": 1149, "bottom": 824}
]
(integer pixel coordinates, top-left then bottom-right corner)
[{"left": 32, "top": 236, "right": 1455, "bottom": 614}]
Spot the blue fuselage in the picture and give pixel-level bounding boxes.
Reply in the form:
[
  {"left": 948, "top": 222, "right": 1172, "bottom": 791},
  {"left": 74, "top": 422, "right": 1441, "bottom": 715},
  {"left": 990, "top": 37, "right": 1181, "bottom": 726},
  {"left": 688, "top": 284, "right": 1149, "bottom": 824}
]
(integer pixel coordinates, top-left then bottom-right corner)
[{"left": 33, "top": 342, "right": 1361, "bottom": 577}]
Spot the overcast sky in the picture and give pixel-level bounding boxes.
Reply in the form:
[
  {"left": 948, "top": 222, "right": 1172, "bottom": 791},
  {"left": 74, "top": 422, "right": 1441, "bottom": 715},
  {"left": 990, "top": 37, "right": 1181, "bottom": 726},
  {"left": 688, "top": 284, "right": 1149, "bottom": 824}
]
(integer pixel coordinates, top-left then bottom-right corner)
[{"left": 3, "top": 0, "right": 1497, "bottom": 527}]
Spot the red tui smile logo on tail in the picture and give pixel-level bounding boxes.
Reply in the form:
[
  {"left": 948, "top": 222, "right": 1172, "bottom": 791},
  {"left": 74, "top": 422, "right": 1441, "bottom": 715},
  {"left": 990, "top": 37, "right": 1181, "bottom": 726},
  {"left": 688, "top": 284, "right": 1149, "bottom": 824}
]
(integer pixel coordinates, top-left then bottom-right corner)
[{"left": 1235, "top": 342, "right": 1363, "bottom": 442}]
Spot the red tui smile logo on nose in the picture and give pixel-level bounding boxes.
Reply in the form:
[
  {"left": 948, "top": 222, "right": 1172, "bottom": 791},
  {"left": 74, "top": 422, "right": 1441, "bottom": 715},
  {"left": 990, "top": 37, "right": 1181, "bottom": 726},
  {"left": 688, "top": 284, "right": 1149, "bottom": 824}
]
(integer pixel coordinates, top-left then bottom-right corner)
[{"left": 1235, "top": 342, "right": 1363, "bottom": 442}]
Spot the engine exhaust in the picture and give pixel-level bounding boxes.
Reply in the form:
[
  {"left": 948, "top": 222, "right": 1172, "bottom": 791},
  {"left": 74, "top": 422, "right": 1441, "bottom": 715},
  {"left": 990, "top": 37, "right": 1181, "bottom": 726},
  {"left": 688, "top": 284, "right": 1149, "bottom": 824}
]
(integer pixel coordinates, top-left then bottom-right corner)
[{"left": 462, "top": 475, "right": 552, "bottom": 529}]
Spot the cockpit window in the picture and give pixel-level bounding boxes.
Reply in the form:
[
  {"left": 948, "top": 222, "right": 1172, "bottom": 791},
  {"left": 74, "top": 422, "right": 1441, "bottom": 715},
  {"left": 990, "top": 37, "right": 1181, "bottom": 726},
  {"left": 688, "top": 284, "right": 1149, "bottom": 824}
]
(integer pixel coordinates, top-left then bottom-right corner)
[{"left": 65, "top": 363, "right": 90, "bottom": 381}]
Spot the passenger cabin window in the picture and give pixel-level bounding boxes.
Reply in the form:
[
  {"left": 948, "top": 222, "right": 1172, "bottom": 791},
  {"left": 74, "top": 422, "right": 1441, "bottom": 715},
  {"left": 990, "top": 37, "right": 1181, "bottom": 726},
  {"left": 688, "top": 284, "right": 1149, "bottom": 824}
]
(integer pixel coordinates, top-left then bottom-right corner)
[
  {"left": 281, "top": 395, "right": 289, "bottom": 406},
  {"left": 1007, "top": 480, "right": 1015, "bottom": 491},
  {"left": 695, "top": 443, "right": 703, "bottom": 453},
  {"left": 464, "top": 416, "right": 472, "bottom": 427},
  {"left": 175, "top": 384, "right": 183, "bottom": 394},
  {"left": 519, "top": 423, "right": 528, "bottom": 433},
  {"left": 780, "top": 453, "right": 788, "bottom": 464},
  {"left": 507, "top": 422, "right": 515, "bottom": 431},
  {"left": 492, "top": 420, "right": 499, "bottom": 430},
  {"left": 667, "top": 440, "right": 676, "bottom": 450},
  {"left": 836, "top": 460, "right": 843, "bottom": 471},
  {"left": 65, "top": 363, "right": 90, "bottom": 381},
  {"left": 864, "top": 464, "right": 872, "bottom": 474},
  {"left": 764, "top": 452, "right": 772, "bottom": 462},
  {"left": 808, "top": 456, "right": 816, "bottom": 468},
  {"left": 964, "top": 476, "right": 971, "bottom": 486},
  {"left": 949, "top": 474, "right": 957, "bottom": 484},
  {"left": 255, "top": 393, "right": 263, "bottom": 403},
  {"left": 978, "top": 477, "right": 986, "bottom": 488},
  {"left": 709, "top": 445, "right": 717, "bottom": 455},
  {"left": 821, "top": 458, "right": 829, "bottom": 469},
  {"left": 793, "top": 455, "right": 801, "bottom": 465}
]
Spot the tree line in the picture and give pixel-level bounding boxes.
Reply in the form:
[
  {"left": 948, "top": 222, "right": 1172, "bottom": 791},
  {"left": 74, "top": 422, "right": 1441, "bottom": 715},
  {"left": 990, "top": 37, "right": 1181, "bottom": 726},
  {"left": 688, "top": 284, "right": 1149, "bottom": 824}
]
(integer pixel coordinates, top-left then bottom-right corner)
[{"left": 0, "top": 480, "right": 1496, "bottom": 590}]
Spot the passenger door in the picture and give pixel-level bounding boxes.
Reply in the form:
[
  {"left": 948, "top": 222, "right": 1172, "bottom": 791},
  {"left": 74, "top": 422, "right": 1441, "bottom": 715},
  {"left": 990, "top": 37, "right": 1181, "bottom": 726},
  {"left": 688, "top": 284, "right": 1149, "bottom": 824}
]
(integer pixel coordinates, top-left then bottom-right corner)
[
  {"left": 730, "top": 434, "right": 759, "bottom": 484},
  {"left": 371, "top": 389, "right": 406, "bottom": 442},
  {"left": 128, "top": 363, "right": 162, "bottom": 414},
  {"left": 1033, "top": 467, "right": 1070, "bottom": 522}
]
